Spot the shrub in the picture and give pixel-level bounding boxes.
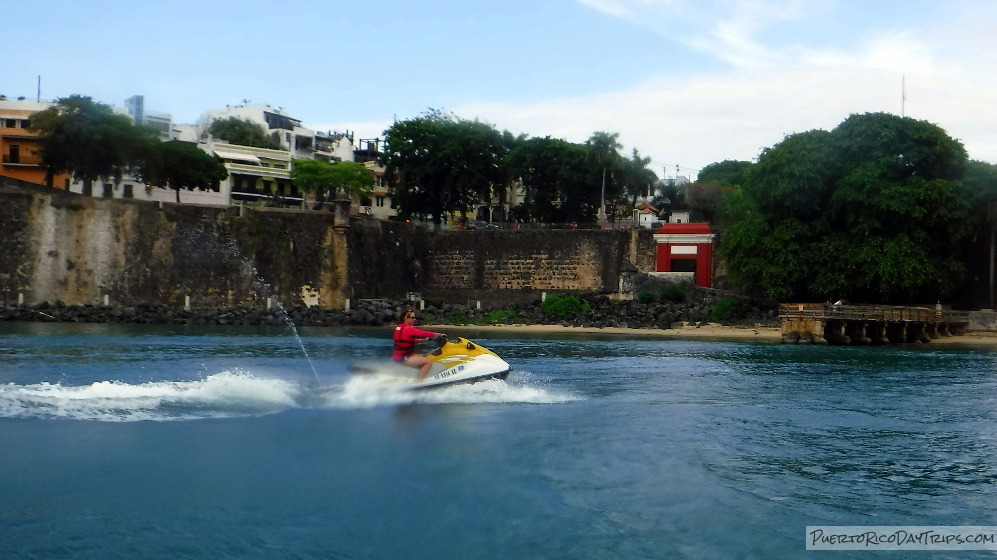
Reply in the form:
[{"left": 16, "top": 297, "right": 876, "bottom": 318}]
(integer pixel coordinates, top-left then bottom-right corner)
[
  {"left": 448, "top": 309, "right": 471, "bottom": 324},
  {"left": 636, "top": 290, "right": 656, "bottom": 304},
  {"left": 710, "top": 297, "right": 745, "bottom": 323},
  {"left": 486, "top": 309, "right": 517, "bottom": 323},
  {"left": 659, "top": 282, "right": 687, "bottom": 303},
  {"left": 541, "top": 294, "right": 591, "bottom": 317}
]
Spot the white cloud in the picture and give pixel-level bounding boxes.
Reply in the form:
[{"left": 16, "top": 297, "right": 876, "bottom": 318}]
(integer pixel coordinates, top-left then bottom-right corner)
[{"left": 324, "top": 1, "right": 997, "bottom": 179}]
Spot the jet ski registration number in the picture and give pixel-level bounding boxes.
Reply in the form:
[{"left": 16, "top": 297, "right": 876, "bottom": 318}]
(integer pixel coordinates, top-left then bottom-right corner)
[{"left": 434, "top": 365, "right": 464, "bottom": 380}]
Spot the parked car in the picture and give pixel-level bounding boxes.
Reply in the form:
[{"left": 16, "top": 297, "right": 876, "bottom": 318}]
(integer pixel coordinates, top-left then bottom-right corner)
[{"left": 467, "top": 220, "right": 500, "bottom": 230}]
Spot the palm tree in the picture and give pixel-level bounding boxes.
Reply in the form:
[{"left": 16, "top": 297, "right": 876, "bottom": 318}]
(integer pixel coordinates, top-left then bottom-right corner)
[{"left": 587, "top": 132, "right": 622, "bottom": 222}]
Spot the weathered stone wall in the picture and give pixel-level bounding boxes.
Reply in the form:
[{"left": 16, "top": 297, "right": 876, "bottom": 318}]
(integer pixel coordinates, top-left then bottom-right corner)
[
  {"left": 420, "top": 228, "right": 656, "bottom": 305},
  {"left": 0, "top": 192, "right": 347, "bottom": 308},
  {"left": 0, "top": 191, "right": 659, "bottom": 308},
  {"left": 345, "top": 216, "right": 433, "bottom": 300}
]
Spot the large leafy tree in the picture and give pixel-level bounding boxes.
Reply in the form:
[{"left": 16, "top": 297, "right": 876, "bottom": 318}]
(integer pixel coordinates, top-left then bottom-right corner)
[
  {"left": 207, "top": 117, "right": 281, "bottom": 149},
  {"left": 505, "top": 137, "right": 602, "bottom": 223},
  {"left": 963, "top": 160, "right": 997, "bottom": 307},
  {"left": 720, "top": 112, "right": 971, "bottom": 303},
  {"left": 692, "top": 159, "right": 752, "bottom": 225},
  {"left": 380, "top": 110, "right": 511, "bottom": 226},
  {"left": 139, "top": 140, "right": 228, "bottom": 203},
  {"left": 30, "top": 95, "right": 158, "bottom": 192},
  {"left": 291, "top": 159, "right": 374, "bottom": 206},
  {"left": 698, "top": 160, "right": 753, "bottom": 187},
  {"left": 506, "top": 136, "right": 576, "bottom": 223},
  {"left": 329, "top": 161, "right": 375, "bottom": 199}
]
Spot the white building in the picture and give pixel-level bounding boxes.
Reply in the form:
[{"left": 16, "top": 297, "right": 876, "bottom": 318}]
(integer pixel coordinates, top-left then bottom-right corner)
[
  {"left": 70, "top": 102, "right": 374, "bottom": 209},
  {"left": 183, "top": 104, "right": 354, "bottom": 164}
]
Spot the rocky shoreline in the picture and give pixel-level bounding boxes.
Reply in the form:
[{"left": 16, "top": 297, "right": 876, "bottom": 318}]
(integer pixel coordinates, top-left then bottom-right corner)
[{"left": 0, "top": 293, "right": 781, "bottom": 330}]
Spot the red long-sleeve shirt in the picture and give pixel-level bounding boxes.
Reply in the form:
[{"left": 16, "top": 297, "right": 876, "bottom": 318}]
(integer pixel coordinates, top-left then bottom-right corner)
[{"left": 393, "top": 323, "right": 436, "bottom": 362}]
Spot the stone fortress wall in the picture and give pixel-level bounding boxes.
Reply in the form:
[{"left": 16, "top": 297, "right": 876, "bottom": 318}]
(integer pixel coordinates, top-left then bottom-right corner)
[{"left": 0, "top": 190, "right": 658, "bottom": 310}]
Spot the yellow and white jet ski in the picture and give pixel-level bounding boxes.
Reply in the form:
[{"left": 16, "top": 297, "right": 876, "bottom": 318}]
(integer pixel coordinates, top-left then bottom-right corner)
[{"left": 351, "top": 335, "right": 512, "bottom": 390}]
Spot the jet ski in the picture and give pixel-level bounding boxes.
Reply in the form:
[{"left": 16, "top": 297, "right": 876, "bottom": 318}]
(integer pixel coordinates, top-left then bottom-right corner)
[{"left": 351, "top": 335, "right": 512, "bottom": 390}]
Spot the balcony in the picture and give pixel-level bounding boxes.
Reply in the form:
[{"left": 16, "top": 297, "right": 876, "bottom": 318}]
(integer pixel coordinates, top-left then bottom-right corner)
[{"left": 2, "top": 154, "right": 41, "bottom": 167}]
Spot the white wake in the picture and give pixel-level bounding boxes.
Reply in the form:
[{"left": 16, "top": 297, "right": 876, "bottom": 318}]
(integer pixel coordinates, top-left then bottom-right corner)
[
  {"left": 0, "top": 369, "right": 579, "bottom": 421},
  {"left": 0, "top": 370, "right": 300, "bottom": 422}
]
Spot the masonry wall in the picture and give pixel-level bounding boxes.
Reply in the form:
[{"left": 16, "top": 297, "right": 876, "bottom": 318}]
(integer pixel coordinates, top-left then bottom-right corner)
[
  {"left": 0, "top": 191, "right": 659, "bottom": 309},
  {"left": 0, "top": 191, "right": 345, "bottom": 308},
  {"left": 420, "top": 229, "right": 656, "bottom": 305}
]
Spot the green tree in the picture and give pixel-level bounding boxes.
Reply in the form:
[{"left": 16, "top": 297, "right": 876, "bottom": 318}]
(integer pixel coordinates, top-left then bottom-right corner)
[
  {"left": 964, "top": 160, "right": 997, "bottom": 307},
  {"left": 620, "top": 149, "right": 658, "bottom": 210},
  {"left": 140, "top": 140, "right": 228, "bottom": 203},
  {"left": 290, "top": 158, "right": 337, "bottom": 202},
  {"left": 698, "top": 160, "right": 753, "bottom": 187},
  {"left": 329, "top": 161, "right": 375, "bottom": 199},
  {"left": 292, "top": 159, "right": 375, "bottom": 208},
  {"left": 207, "top": 117, "right": 281, "bottom": 149},
  {"left": 380, "top": 110, "right": 511, "bottom": 226},
  {"left": 692, "top": 159, "right": 752, "bottom": 224},
  {"left": 586, "top": 131, "right": 623, "bottom": 221},
  {"left": 30, "top": 95, "right": 158, "bottom": 192},
  {"left": 506, "top": 136, "right": 576, "bottom": 223},
  {"left": 720, "top": 112, "right": 971, "bottom": 303}
]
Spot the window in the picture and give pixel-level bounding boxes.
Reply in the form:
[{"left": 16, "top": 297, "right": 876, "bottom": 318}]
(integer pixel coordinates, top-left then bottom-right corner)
[
  {"left": 123, "top": 184, "right": 134, "bottom": 198},
  {"left": 375, "top": 196, "right": 385, "bottom": 207},
  {"left": 102, "top": 183, "right": 113, "bottom": 198}
]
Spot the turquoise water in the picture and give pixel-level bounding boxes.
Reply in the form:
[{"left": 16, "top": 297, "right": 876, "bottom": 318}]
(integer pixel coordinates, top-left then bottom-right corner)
[{"left": 1, "top": 323, "right": 996, "bottom": 559}]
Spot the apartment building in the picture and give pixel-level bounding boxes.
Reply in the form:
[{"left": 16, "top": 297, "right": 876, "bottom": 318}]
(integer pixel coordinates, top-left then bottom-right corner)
[{"left": 0, "top": 98, "right": 70, "bottom": 188}]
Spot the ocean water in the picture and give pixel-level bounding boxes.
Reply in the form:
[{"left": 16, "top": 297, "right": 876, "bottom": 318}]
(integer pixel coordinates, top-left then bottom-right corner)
[{"left": 1, "top": 322, "right": 996, "bottom": 559}]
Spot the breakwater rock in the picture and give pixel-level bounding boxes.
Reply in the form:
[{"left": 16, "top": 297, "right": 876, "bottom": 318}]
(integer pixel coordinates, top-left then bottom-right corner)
[{"left": 0, "top": 294, "right": 779, "bottom": 330}]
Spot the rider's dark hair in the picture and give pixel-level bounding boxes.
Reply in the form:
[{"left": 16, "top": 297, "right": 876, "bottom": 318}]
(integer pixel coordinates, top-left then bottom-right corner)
[{"left": 399, "top": 308, "right": 416, "bottom": 322}]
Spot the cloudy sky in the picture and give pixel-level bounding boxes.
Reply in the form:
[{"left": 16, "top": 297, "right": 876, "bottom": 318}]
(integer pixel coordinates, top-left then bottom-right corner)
[{"left": 8, "top": 0, "right": 996, "bottom": 179}]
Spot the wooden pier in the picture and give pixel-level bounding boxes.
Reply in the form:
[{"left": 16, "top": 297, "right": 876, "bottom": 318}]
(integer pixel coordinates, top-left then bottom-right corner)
[{"left": 779, "top": 303, "right": 969, "bottom": 345}]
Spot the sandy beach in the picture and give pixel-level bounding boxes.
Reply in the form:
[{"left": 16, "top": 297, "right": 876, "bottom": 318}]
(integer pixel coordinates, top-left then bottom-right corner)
[{"left": 424, "top": 322, "right": 997, "bottom": 348}]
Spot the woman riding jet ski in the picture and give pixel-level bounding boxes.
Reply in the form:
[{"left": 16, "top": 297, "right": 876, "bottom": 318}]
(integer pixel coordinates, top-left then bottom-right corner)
[{"left": 352, "top": 310, "right": 512, "bottom": 390}]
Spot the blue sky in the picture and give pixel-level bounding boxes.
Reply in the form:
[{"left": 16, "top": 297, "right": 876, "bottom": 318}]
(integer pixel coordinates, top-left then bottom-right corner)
[{"left": 8, "top": 0, "right": 996, "bottom": 179}]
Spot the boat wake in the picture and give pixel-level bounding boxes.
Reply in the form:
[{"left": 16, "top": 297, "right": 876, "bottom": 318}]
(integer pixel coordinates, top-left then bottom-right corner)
[
  {"left": 0, "top": 369, "right": 578, "bottom": 421},
  {"left": 0, "top": 370, "right": 300, "bottom": 422},
  {"left": 326, "top": 371, "right": 580, "bottom": 409}
]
